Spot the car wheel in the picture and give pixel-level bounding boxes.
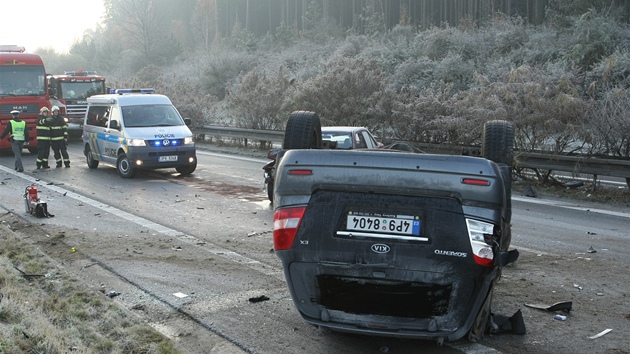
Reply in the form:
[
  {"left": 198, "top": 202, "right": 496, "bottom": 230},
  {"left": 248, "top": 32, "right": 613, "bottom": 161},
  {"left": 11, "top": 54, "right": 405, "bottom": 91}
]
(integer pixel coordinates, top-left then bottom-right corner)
[
  {"left": 175, "top": 159, "right": 197, "bottom": 175},
  {"left": 266, "top": 178, "right": 274, "bottom": 203},
  {"left": 482, "top": 120, "right": 514, "bottom": 167},
  {"left": 116, "top": 153, "right": 135, "bottom": 178},
  {"left": 27, "top": 147, "right": 38, "bottom": 154},
  {"left": 483, "top": 120, "right": 514, "bottom": 228},
  {"left": 283, "top": 111, "right": 322, "bottom": 149},
  {"left": 468, "top": 288, "right": 493, "bottom": 342},
  {"left": 86, "top": 145, "right": 99, "bottom": 169}
]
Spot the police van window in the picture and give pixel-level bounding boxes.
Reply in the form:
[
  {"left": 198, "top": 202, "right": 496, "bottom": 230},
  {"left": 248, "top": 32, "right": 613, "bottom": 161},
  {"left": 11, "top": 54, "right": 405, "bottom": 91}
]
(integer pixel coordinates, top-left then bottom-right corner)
[
  {"left": 86, "top": 106, "right": 110, "bottom": 127},
  {"left": 108, "top": 107, "right": 121, "bottom": 129},
  {"left": 123, "top": 105, "right": 183, "bottom": 127}
]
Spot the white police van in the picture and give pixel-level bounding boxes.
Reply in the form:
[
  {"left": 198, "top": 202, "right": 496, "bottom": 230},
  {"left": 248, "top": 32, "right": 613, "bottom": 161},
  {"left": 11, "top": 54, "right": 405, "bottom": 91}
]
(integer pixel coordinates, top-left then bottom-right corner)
[{"left": 82, "top": 89, "right": 197, "bottom": 178}]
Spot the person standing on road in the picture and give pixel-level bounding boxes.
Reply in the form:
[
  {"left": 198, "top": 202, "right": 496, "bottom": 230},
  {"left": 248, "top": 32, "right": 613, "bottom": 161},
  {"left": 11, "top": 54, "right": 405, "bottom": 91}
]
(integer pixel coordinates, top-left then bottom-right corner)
[
  {"left": 0, "top": 110, "right": 30, "bottom": 172},
  {"left": 36, "top": 106, "right": 52, "bottom": 169},
  {"left": 50, "top": 106, "right": 70, "bottom": 168}
]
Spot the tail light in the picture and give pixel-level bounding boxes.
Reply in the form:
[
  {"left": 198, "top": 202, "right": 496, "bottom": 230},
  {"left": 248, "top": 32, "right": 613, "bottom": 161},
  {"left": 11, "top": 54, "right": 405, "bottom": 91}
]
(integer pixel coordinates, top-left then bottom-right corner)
[
  {"left": 466, "top": 219, "right": 495, "bottom": 267},
  {"left": 273, "top": 206, "right": 306, "bottom": 250}
]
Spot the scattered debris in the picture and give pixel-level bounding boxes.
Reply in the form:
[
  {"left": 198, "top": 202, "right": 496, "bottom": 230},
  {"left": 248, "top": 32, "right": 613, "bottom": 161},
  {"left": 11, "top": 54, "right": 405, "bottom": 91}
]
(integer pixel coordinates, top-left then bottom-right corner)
[
  {"left": 172, "top": 246, "right": 182, "bottom": 251},
  {"left": 522, "top": 184, "right": 537, "bottom": 197},
  {"left": 589, "top": 329, "right": 612, "bottom": 339},
  {"left": 13, "top": 266, "right": 45, "bottom": 278},
  {"left": 248, "top": 295, "right": 270, "bottom": 303},
  {"left": 131, "top": 304, "right": 145, "bottom": 310},
  {"left": 553, "top": 314, "right": 567, "bottom": 321},
  {"left": 490, "top": 309, "right": 526, "bottom": 335},
  {"left": 564, "top": 181, "right": 584, "bottom": 189},
  {"left": 132, "top": 250, "right": 143, "bottom": 254},
  {"left": 106, "top": 291, "right": 121, "bottom": 298},
  {"left": 524, "top": 301, "right": 572, "bottom": 313},
  {"left": 574, "top": 284, "right": 583, "bottom": 291},
  {"left": 587, "top": 245, "right": 596, "bottom": 253},
  {"left": 173, "top": 292, "right": 189, "bottom": 299}
]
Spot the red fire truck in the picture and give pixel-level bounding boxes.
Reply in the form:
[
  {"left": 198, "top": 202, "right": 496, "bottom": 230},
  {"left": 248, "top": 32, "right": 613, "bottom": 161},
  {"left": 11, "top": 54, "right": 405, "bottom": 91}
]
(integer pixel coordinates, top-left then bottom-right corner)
[
  {"left": 47, "top": 70, "right": 107, "bottom": 137},
  {"left": 0, "top": 45, "right": 47, "bottom": 153}
]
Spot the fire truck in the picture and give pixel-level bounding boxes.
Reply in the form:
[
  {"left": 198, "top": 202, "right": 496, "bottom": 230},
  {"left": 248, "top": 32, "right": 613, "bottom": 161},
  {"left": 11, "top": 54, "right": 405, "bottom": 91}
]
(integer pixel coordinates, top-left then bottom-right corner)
[
  {"left": 47, "top": 70, "right": 107, "bottom": 137},
  {"left": 0, "top": 45, "right": 47, "bottom": 153}
]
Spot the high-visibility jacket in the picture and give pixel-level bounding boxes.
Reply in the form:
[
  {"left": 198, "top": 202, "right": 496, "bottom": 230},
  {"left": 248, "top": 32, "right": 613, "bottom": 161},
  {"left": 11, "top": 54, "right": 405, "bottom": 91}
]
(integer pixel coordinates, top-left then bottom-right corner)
[{"left": 10, "top": 120, "right": 27, "bottom": 141}]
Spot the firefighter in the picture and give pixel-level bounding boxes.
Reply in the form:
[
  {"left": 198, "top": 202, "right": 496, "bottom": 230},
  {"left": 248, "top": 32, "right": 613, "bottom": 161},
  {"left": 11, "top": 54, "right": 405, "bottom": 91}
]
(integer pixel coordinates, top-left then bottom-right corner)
[
  {"left": 36, "top": 106, "right": 52, "bottom": 169},
  {"left": 0, "top": 110, "right": 30, "bottom": 172},
  {"left": 50, "top": 106, "right": 70, "bottom": 168}
]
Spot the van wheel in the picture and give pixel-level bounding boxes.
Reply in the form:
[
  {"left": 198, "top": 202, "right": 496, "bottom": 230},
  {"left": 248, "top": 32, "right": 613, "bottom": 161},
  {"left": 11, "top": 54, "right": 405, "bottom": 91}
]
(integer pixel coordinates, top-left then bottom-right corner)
[
  {"left": 86, "top": 146, "right": 99, "bottom": 169},
  {"left": 283, "top": 111, "right": 322, "bottom": 149},
  {"left": 266, "top": 178, "right": 274, "bottom": 203},
  {"left": 116, "top": 153, "right": 135, "bottom": 178},
  {"left": 176, "top": 159, "right": 197, "bottom": 175}
]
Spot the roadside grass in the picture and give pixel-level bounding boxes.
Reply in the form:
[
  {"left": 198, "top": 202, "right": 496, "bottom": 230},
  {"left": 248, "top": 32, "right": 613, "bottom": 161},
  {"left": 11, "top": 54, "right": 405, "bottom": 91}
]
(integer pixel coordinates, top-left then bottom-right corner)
[{"left": 0, "top": 217, "right": 182, "bottom": 354}]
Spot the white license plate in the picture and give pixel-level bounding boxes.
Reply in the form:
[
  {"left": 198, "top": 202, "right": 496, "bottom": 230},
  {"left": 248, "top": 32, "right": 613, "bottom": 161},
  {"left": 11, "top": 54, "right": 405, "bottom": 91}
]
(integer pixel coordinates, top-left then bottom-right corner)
[
  {"left": 346, "top": 212, "right": 421, "bottom": 236},
  {"left": 158, "top": 155, "right": 178, "bottom": 162}
]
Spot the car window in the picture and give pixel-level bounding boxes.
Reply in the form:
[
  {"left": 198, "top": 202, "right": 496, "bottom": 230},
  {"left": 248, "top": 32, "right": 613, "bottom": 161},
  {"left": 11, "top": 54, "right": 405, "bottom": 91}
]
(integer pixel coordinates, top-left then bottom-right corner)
[
  {"left": 86, "top": 106, "right": 110, "bottom": 127},
  {"left": 354, "top": 132, "right": 367, "bottom": 148},
  {"left": 361, "top": 131, "right": 377, "bottom": 148}
]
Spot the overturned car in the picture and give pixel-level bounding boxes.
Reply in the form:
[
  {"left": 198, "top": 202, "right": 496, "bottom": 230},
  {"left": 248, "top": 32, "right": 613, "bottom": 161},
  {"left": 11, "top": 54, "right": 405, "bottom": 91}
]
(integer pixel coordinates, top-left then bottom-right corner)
[{"left": 272, "top": 111, "right": 519, "bottom": 345}]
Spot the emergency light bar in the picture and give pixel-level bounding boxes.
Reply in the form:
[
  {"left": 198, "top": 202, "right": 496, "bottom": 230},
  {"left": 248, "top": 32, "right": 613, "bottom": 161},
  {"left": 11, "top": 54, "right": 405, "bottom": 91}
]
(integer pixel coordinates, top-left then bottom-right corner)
[
  {"left": 110, "top": 88, "right": 156, "bottom": 94},
  {"left": 64, "top": 70, "right": 98, "bottom": 76},
  {"left": 0, "top": 45, "right": 26, "bottom": 53}
]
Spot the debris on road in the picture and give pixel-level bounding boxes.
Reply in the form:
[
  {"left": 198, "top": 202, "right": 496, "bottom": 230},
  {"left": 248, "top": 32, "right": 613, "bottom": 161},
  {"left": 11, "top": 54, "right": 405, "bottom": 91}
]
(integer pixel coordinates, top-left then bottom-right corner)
[
  {"left": 106, "top": 291, "right": 121, "bottom": 298},
  {"left": 173, "top": 292, "right": 189, "bottom": 299},
  {"left": 553, "top": 314, "right": 567, "bottom": 321},
  {"left": 589, "top": 329, "right": 613, "bottom": 339},
  {"left": 524, "top": 301, "right": 572, "bottom": 313},
  {"left": 248, "top": 295, "right": 269, "bottom": 303}
]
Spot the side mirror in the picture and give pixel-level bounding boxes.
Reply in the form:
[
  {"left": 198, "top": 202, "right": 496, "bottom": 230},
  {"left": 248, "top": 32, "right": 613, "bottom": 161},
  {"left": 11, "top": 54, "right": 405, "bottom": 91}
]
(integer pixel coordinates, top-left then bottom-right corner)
[
  {"left": 184, "top": 118, "right": 192, "bottom": 126},
  {"left": 109, "top": 120, "right": 120, "bottom": 130}
]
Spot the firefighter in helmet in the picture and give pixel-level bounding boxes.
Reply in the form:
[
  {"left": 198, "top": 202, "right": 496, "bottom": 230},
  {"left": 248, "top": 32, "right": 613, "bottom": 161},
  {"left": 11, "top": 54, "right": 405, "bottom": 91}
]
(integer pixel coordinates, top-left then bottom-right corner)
[
  {"left": 50, "top": 106, "right": 70, "bottom": 167},
  {"left": 36, "top": 106, "right": 52, "bottom": 169}
]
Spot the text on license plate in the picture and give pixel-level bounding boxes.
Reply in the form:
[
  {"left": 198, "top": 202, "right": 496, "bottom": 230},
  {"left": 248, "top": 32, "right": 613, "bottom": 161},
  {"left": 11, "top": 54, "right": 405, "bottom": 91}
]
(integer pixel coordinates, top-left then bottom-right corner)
[
  {"left": 346, "top": 212, "right": 421, "bottom": 236},
  {"left": 158, "top": 155, "right": 178, "bottom": 162}
]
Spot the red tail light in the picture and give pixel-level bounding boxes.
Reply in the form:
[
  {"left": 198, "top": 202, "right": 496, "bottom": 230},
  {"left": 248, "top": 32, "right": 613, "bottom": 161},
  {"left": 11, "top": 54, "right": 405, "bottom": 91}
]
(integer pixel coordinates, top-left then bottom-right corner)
[
  {"left": 462, "top": 178, "right": 490, "bottom": 186},
  {"left": 273, "top": 207, "right": 306, "bottom": 250},
  {"left": 466, "top": 219, "right": 495, "bottom": 267}
]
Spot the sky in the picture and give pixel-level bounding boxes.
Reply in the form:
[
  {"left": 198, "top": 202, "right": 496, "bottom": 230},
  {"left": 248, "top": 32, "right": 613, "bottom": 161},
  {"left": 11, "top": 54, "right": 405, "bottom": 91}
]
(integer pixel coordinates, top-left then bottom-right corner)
[{"left": 1, "top": 0, "right": 106, "bottom": 54}]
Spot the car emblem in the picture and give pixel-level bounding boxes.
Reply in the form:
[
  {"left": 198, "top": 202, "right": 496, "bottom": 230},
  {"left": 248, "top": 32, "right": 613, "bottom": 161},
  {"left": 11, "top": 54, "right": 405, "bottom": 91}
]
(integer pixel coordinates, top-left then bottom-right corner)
[
  {"left": 371, "top": 244, "right": 390, "bottom": 254},
  {"left": 163, "top": 139, "right": 170, "bottom": 146}
]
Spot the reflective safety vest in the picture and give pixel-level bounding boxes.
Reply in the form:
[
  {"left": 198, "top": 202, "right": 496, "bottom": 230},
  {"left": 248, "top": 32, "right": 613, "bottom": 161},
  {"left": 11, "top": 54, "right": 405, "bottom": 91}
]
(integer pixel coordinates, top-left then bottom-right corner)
[{"left": 10, "top": 120, "right": 26, "bottom": 141}]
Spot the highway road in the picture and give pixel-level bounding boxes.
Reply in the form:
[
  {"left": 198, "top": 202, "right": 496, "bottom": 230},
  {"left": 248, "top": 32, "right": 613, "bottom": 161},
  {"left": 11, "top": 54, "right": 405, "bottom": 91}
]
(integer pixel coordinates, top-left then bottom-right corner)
[{"left": 0, "top": 141, "right": 628, "bottom": 354}]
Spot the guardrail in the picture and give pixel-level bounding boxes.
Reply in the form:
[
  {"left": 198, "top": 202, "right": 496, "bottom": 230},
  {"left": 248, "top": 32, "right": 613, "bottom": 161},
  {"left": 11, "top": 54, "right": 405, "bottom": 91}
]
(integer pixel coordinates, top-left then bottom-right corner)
[{"left": 194, "top": 126, "right": 630, "bottom": 186}]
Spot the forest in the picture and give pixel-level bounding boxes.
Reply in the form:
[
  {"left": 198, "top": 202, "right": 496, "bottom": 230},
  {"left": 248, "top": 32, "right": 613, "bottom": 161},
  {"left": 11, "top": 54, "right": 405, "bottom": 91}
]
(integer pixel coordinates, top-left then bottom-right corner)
[{"left": 36, "top": 0, "right": 630, "bottom": 161}]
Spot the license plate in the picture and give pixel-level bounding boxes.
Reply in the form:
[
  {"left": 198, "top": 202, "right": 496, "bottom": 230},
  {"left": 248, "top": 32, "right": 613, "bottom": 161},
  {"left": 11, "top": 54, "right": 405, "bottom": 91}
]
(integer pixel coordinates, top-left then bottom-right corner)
[
  {"left": 346, "top": 212, "right": 421, "bottom": 236},
  {"left": 158, "top": 155, "right": 178, "bottom": 162}
]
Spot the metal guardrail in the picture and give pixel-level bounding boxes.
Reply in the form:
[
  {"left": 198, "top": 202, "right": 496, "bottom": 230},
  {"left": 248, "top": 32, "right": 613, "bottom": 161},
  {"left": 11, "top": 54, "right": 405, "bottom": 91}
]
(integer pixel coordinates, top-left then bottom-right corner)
[{"left": 195, "top": 126, "right": 630, "bottom": 183}]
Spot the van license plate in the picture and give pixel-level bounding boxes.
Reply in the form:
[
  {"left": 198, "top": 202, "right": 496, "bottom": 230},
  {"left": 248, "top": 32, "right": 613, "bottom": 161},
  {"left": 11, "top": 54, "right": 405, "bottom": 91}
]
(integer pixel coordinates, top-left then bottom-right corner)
[
  {"left": 347, "top": 212, "right": 421, "bottom": 236},
  {"left": 158, "top": 156, "right": 178, "bottom": 162}
]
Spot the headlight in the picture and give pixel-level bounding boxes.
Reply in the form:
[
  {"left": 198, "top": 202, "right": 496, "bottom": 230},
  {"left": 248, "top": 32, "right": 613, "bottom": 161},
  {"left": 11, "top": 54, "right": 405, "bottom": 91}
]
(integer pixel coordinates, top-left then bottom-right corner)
[
  {"left": 184, "top": 136, "right": 194, "bottom": 145},
  {"left": 127, "top": 139, "right": 146, "bottom": 147}
]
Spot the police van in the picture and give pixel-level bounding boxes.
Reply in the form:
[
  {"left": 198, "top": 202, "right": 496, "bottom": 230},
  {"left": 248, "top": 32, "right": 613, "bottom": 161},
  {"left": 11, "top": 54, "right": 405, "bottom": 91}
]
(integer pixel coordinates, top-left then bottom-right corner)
[{"left": 82, "top": 89, "right": 197, "bottom": 178}]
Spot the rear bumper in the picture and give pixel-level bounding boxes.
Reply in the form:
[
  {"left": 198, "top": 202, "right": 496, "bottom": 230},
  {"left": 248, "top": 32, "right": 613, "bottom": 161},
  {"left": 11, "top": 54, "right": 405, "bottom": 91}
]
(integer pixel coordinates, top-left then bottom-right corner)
[{"left": 280, "top": 260, "right": 496, "bottom": 341}]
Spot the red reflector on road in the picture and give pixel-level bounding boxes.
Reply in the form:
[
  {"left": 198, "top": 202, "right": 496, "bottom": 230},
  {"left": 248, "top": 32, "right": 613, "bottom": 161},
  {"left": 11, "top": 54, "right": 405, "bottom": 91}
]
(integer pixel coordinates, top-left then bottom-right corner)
[
  {"left": 462, "top": 178, "right": 490, "bottom": 186},
  {"left": 289, "top": 169, "right": 312, "bottom": 175}
]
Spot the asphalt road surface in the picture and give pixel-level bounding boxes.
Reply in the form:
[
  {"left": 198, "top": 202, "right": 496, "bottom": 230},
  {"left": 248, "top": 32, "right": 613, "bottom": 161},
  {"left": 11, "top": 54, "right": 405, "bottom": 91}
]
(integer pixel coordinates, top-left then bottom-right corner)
[{"left": 0, "top": 141, "right": 627, "bottom": 354}]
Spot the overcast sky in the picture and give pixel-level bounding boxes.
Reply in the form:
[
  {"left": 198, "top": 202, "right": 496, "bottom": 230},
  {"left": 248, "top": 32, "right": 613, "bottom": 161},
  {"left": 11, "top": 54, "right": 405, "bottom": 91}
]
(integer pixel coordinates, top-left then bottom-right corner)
[{"left": 1, "top": 0, "right": 105, "bottom": 54}]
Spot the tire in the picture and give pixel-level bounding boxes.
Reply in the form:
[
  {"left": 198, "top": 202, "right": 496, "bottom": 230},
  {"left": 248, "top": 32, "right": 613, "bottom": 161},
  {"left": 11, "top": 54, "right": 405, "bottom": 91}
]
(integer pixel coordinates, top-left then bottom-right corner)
[
  {"left": 116, "top": 153, "right": 135, "bottom": 178},
  {"left": 27, "top": 147, "right": 38, "bottom": 154},
  {"left": 86, "top": 145, "right": 99, "bottom": 169},
  {"left": 283, "top": 111, "right": 322, "bottom": 149},
  {"left": 266, "top": 178, "right": 274, "bottom": 203},
  {"left": 176, "top": 159, "right": 197, "bottom": 175},
  {"left": 482, "top": 120, "right": 514, "bottom": 166}
]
